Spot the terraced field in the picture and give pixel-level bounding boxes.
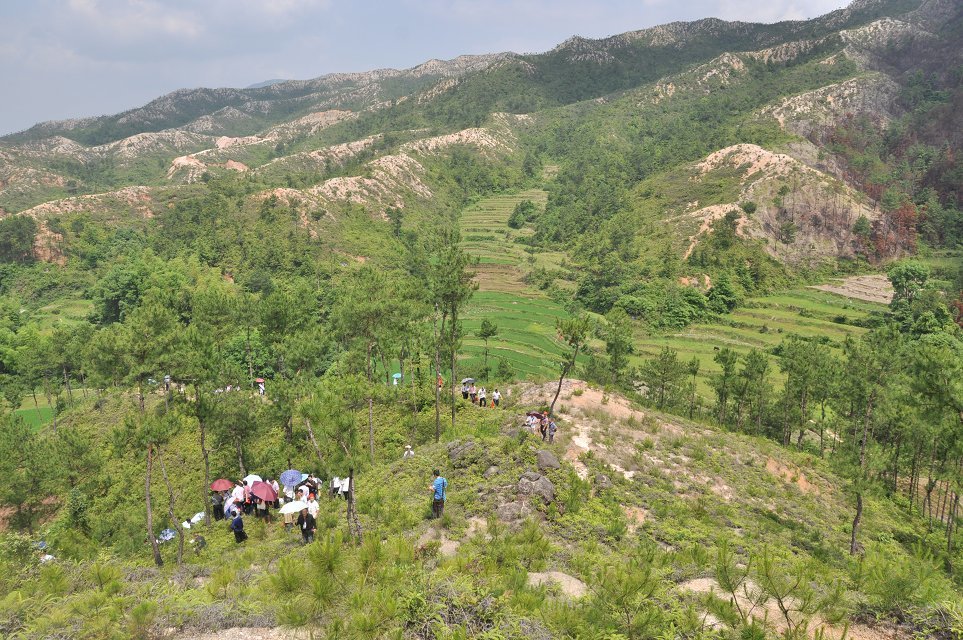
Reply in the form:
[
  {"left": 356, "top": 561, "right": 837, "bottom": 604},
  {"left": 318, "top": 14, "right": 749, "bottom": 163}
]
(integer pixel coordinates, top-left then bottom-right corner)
[
  {"left": 634, "top": 286, "right": 885, "bottom": 396},
  {"left": 459, "top": 189, "right": 574, "bottom": 380},
  {"left": 460, "top": 188, "right": 548, "bottom": 292}
]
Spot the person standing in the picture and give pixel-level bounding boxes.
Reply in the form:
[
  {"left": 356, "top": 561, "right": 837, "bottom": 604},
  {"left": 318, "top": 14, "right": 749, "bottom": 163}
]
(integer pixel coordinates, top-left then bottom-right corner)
[
  {"left": 307, "top": 494, "right": 320, "bottom": 520},
  {"left": 548, "top": 419, "right": 558, "bottom": 444},
  {"left": 211, "top": 491, "right": 224, "bottom": 521},
  {"left": 478, "top": 387, "right": 486, "bottom": 407},
  {"left": 492, "top": 388, "right": 501, "bottom": 407},
  {"left": 469, "top": 383, "right": 477, "bottom": 405},
  {"left": 269, "top": 478, "right": 281, "bottom": 508},
  {"left": 230, "top": 510, "right": 247, "bottom": 544},
  {"left": 297, "top": 507, "right": 316, "bottom": 544},
  {"left": 429, "top": 470, "right": 448, "bottom": 519},
  {"left": 539, "top": 413, "right": 548, "bottom": 441},
  {"left": 403, "top": 445, "right": 415, "bottom": 459},
  {"left": 461, "top": 382, "right": 469, "bottom": 400}
]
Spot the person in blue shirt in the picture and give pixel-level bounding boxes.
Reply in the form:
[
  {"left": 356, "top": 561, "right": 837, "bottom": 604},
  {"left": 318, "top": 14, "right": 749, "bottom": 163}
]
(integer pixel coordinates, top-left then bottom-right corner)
[{"left": 429, "top": 469, "right": 448, "bottom": 519}]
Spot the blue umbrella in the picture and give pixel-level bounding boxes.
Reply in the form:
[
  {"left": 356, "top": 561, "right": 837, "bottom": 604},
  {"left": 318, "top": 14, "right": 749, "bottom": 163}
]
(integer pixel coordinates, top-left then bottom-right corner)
[
  {"left": 158, "top": 528, "right": 176, "bottom": 542},
  {"left": 280, "top": 469, "right": 302, "bottom": 488},
  {"left": 392, "top": 373, "right": 402, "bottom": 379}
]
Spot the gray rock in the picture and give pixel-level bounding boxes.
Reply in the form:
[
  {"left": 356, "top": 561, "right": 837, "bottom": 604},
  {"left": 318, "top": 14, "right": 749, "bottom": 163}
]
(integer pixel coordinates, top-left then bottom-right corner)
[
  {"left": 518, "top": 473, "right": 555, "bottom": 504},
  {"left": 483, "top": 465, "right": 499, "bottom": 479},
  {"left": 594, "top": 473, "right": 612, "bottom": 490},
  {"left": 447, "top": 439, "right": 477, "bottom": 468},
  {"left": 536, "top": 449, "right": 560, "bottom": 471},
  {"left": 496, "top": 501, "right": 532, "bottom": 522}
]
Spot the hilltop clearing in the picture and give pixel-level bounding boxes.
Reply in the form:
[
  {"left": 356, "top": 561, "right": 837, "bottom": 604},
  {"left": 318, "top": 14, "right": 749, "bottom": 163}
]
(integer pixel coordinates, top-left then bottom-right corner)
[{"left": 1, "top": 380, "right": 955, "bottom": 639}]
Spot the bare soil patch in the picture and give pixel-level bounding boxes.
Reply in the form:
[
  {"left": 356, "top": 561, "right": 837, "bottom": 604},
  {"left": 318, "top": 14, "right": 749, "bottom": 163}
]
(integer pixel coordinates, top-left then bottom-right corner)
[
  {"left": 811, "top": 275, "right": 893, "bottom": 304},
  {"left": 527, "top": 571, "right": 588, "bottom": 598}
]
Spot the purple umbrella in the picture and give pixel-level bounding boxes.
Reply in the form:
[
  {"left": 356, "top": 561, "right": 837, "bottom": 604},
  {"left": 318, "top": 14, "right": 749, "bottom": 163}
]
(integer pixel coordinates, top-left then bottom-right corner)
[{"left": 280, "top": 469, "right": 302, "bottom": 488}]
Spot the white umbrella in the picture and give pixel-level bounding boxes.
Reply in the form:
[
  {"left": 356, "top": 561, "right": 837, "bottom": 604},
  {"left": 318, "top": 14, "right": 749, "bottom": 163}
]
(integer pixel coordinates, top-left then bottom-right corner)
[
  {"left": 279, "top": 500, "right": 308, "bottom": 515},
  {"left": 243, "top": 474, "right": 262, "bottom": 484}
]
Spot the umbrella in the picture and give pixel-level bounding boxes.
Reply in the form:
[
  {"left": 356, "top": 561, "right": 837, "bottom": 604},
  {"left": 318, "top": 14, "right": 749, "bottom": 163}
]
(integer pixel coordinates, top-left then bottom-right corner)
[
  {"left": 392, "top": 372, "right": 402, "bottom": 379},
  {"left": 224, "top": 497, "right": 237, "bottom": 516},
  {"left": 158, "top": 528, "right": 176, "bottom": 542},
  {"left": 250, "top": 480, "right": 277, "bottom": 502},
  {"left": 280, "top": 469, "right": 302, "bottom": 487},
  {"left": 527, "top": 411, "right": 544, "bottom": 417},
  {"left": 242, "top": 474, "right": 262, "bottom": 484},
  {"left": 255, "top": 378, "right": 265, "bottom": 383},
  {"left": 461, "top": 378, "right": 475, "bottom": 384},
  {"left": 210, "top": 478, "right": 233, "bottom": 491},
  {"left": 300, "top": 473, "right": 309, "bottom": 482},
  {"left": 279, "top": 500, "right": 308, "bottom": 515}
]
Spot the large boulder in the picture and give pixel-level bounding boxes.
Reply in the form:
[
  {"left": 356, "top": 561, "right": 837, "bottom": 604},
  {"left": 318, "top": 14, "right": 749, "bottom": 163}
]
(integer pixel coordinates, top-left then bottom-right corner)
[
  {"left": 447, "top": 439, "right": 478, "bottom": 468},
  {"left": 483, "top": 465, "right": 500, "bottom": 479},
  {"left": 518, "top": 472, "right": 555, "bottom": 504},
  {"left": 594, "top": 473, "right": 612, "bottom": 490},
  {"left": 496, "top": 501, "right": 532, "bottom": 522},
  {"left": 536, "top": 449, "right": 560, "bottom": 471}
]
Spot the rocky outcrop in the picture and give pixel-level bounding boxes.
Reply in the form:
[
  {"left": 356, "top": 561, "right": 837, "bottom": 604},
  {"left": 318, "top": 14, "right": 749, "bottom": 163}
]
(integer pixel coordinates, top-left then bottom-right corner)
[
  {"left": 518, "top": 472, "right": 555, "bottom": 504},
  {"left": 536, "top": 450, "right": 560, "bottom": 471}
]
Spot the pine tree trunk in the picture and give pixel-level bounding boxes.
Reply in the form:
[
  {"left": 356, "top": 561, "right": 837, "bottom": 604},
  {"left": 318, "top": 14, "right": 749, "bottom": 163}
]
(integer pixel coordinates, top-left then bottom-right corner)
[
  {"left": 367, "top": 342, "right": 375, "bottom": 463},
  {"left": 158, "top": 450, "right": 184, "bottom": 565},
  {"left": 346, "top": 467, "right": 362, "bottom": 542},
  {"left": 850, "top": 491, "right": 863, "bottom": 555},
  {"left": 63, "top": 367, "right": 73, "bottom": 402},
  {"left": 433, "top": 311, "right": 442, "bottom": 443},
  {"left": 947, "top": 492, "right": 959, "bottom": 558},
  {"left": 450, "top": 335, "right": 457, "bottom": 433},
  {"left": 196, "top": 388, "right": 211, "bottom": 527},
  {"left": 235, "top": 436, "right": 246, "bottom": 478},
  {"left": 146, "top": 444, "right": 163, "bottom": 567},
  {"left": 305, "top": 417, "right": 324, "bottom": 468}
]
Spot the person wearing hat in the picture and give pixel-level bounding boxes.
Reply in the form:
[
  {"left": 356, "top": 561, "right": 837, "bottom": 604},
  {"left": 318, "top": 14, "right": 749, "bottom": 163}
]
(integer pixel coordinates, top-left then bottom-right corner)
[
  {"left": 307, "top": 493, "right": 319, "bottom": 519},
  {"left": 296, "top": 507, "right": 316, "bottom": 544},
  {"left": 403, "top": 445, "right": 415, "bottom": 459}
]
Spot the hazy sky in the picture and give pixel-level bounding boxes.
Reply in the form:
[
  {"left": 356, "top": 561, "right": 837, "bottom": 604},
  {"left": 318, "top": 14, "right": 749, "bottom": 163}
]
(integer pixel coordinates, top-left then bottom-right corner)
[{"left": 0, "top": 0, "right": 851, "bottom": 136}]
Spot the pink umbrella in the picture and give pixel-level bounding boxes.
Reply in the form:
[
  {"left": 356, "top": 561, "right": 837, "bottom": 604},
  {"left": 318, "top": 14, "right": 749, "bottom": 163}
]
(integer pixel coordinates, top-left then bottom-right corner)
[{"left": 250, "top": 480, "right": 277, "bottom": 502}]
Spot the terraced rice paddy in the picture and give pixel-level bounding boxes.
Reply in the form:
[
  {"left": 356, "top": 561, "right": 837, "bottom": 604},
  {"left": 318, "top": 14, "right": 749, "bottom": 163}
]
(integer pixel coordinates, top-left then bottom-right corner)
[
  {"left": 459, "top": 190, "right": 891, "bottom": 387},
  {"left": 634, "top": 286, "right": 885, "bottom": 396},
  {"left": 460, "top": 189, "right": 574, "bottom": 379}
]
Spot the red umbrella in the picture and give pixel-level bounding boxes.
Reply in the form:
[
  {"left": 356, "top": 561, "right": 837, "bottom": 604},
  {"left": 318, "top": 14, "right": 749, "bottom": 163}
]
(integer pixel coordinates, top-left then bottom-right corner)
[
  {"left": 255, "top": 378, "right": 265, "bottom": 383},
  {"left": 210, "top": 478, "right": 233, "bottom": 491},
  {"left": 250, "top": 480, "right": 277, "bottom": 502}
]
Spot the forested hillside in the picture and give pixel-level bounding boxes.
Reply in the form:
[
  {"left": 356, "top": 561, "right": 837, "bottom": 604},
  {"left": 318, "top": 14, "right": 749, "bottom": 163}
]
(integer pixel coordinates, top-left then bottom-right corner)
[{"left": 1, "top": 0, "right": 963, "bottom": 638}]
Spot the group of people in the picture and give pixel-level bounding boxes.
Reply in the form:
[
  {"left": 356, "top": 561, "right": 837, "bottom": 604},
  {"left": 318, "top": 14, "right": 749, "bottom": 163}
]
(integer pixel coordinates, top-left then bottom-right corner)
[
  {"left": 525, "top": 411, "right": 558, "bottom": 443},
  {"left": 461, "top": 382, "right": 501, "bottom": 408},
  {"left": 210, "top": 471, "right": 350, "bottom": 545}
]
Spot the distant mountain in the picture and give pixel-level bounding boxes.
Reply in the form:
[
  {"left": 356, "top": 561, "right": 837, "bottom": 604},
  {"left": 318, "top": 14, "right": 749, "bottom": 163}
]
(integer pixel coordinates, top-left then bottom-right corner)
[
  {"left": 245, "top": 79, "right": 290, "bottom": 89},
  {"left": 1, "top": 0, "right": 960, "bottom": 276}
]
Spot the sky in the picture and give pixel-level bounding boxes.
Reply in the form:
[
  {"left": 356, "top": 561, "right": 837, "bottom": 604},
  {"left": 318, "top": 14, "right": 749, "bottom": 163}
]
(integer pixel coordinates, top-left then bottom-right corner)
[{"left": 0, "top": 0, "right": 852, "bottom": 136}]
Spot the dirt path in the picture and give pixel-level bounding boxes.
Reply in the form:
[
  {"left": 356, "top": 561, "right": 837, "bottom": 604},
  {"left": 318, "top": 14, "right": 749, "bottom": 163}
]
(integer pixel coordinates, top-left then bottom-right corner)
[{"left": 811, "top": 274, "right": 893, "bottom": 304}]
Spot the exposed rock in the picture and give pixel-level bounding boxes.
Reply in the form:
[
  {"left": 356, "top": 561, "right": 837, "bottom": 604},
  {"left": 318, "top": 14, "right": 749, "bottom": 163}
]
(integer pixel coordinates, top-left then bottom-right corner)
[
  {"left": 447, "top": 439, "right": 478, "bottom": 468},
  {"left": 536, "top": 449, "right": 560, "bottom": 471},
  {"left": 496, "top": 501, "right": 532, "bottom": 522},
  {"left": 594, "top": 473, "right": 612, "bottom": 490},
  {"left": 518, "top": 473, "right": 555, "bottom": 504},
  {"left": 483, "top": 465, "right": 499, "bottom": 479}
]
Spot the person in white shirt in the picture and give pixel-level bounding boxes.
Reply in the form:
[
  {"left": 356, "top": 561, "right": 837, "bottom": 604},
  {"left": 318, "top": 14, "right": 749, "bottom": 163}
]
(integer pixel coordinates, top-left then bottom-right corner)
[
  {"left": 492, "top": 389, "right": 501, "bottom": 407},
  {"left": 307, "top": 494, "right": 319, "bottom": 519},
  {"left": 330, "top": 476, "right": 341, "bottom": 498},
  {"left": 478, "top": 387, "right": 486, "bottom": 407},
  {"left": 403, "top": 445, "right": 415, "bottom": 459},
  {"left": 339, "top": 477, "right": 350, "bottom": 500}
]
